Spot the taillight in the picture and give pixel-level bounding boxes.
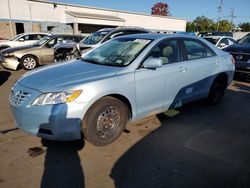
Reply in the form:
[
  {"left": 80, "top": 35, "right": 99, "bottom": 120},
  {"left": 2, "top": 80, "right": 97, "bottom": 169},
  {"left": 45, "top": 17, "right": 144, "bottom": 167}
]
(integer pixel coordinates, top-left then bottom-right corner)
[{"left": 231, "top": 56, "right": 235, "bottom": 64}]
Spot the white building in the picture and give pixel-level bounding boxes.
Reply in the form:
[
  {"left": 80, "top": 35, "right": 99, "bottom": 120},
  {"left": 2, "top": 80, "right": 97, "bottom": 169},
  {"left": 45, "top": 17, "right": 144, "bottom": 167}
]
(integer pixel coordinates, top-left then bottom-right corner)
[{"left": 0, "top": 0, "right": 187, "bottom": 39}]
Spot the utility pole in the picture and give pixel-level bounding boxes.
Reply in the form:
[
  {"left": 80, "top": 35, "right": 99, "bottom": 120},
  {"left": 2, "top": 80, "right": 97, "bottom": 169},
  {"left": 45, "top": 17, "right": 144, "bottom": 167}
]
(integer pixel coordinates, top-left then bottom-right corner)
[
  {"left": 230, "top": 8, "right": 236, "bottom": 32},
  {"left": 7, "top": 0, "right": 13, "bottom": 38},
  {"left": 216, "top": 0, "right": 223, "bottom": 31}
]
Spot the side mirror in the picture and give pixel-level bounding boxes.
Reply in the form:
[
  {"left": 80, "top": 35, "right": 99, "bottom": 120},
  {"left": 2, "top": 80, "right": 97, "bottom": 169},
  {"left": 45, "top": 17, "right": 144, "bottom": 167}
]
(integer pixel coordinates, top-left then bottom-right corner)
[
  {"left": 143, "top": 57, "right": 163, "bottom": 69},
  {"left": 19, "top": 38, "right": 25, "bottom": 42}
]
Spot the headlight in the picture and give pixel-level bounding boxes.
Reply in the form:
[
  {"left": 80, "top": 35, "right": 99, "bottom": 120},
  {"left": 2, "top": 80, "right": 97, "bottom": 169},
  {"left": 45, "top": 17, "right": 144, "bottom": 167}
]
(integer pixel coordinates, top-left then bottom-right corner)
[
  {"left": 31, "top": 90, "right": 82, "bottom": 106},
  {"left": 3, "top": 53, "right": 15, "bottom": 58}
]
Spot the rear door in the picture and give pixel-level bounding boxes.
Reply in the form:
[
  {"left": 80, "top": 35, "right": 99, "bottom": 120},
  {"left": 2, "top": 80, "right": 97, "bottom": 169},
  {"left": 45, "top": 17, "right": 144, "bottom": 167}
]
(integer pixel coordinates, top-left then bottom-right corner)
[{"left": 179, "top": 38, "right": 218, "bottom": 101}]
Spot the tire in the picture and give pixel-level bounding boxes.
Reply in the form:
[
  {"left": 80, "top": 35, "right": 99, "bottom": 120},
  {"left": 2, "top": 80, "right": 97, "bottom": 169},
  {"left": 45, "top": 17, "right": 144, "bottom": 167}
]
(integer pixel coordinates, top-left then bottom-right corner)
[
  {"left": 82, "top": 96, "right": 129, "bottom": 146},
  {"left": 207, "top": 76, "right": 227, "bottom": 104},
  {"left": 21, "top": 55, "right": 38, "bottom": 70}
]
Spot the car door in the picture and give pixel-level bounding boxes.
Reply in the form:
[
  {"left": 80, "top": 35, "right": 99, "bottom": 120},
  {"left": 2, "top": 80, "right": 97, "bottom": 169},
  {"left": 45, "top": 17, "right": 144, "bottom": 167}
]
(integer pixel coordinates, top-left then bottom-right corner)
[
  {"left": 135, "top": 38, "right": 187, "bottom": 117},
  {"left": 39, "top": 37, "right": 57, "bottom": 64},
  {"left": 179, "top": 38, "right": 218, "bottom": 102}
]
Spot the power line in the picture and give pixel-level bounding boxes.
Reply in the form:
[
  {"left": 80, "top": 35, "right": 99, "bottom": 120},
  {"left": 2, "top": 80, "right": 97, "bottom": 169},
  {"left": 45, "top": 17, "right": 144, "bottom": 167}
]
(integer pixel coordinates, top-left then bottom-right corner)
[
  {"left": 216, "top": 0, "right": 223, "bottom": 31},
  {"left": 230, "top": 8, "right": 236, "bottom": 31}
]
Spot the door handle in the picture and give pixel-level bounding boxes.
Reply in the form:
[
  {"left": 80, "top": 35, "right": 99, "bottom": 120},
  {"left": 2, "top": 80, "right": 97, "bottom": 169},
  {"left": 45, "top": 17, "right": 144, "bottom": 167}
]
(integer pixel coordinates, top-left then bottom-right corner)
[
  {"left": 178, "top": 66, "right": 186, "bottom": 73},
  {"left": 215, "top": 59, "right": 219, "bottom": 65}
]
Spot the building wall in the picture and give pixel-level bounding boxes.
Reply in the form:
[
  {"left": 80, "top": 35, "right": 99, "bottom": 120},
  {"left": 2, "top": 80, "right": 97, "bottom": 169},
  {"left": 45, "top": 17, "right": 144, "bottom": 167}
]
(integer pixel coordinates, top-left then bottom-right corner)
[
  {"left": 0, "top": 0, "right": 187, "bottom": 38},
  {"left": 0, "top": 22, "right": 16, "bottom": 39}
]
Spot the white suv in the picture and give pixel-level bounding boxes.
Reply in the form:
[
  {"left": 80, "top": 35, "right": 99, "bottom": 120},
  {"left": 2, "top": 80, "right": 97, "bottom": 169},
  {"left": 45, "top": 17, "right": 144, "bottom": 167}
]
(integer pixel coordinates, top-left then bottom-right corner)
[{"left": 0, "top": 33, "right": 50, "bottom": 51}]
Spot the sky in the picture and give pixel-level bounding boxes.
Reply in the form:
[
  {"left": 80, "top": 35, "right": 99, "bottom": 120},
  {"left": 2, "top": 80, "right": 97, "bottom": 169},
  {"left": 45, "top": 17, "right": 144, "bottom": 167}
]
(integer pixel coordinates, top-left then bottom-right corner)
[{"left": 50, "top": 0, "right": 250, "bottom": 24}]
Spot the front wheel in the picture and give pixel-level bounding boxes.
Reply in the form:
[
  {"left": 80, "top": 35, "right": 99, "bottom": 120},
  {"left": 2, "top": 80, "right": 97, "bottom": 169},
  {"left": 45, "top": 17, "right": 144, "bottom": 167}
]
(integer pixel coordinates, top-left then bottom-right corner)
[
  {"left": 82, "top": 97, "right": 128, "bottom": 146},
  {"left": 21, "top": 55, "right": 38, "bottom": 70}
]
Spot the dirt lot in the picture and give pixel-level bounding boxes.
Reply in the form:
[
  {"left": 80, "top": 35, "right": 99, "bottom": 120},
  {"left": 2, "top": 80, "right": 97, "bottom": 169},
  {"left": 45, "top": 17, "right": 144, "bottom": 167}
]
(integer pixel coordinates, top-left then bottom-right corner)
[{"left": 0, "top": 67, "right": 250, "bottom": 188}]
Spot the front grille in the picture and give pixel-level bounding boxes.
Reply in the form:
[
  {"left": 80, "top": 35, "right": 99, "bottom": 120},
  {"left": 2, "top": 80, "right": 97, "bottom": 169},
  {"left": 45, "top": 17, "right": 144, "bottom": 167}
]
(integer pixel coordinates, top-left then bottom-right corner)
[
  {"left": 9, "top": 88, "right": 31, "bottom": 106},
  {"left": 229, "top": 52, "right": 250, "bottom": 62}
]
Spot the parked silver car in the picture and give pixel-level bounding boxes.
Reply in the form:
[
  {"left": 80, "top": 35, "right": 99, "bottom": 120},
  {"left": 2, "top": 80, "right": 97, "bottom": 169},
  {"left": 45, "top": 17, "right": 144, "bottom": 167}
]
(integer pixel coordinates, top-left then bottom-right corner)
[
  {"left": 9, "top": 34, "right": 235, "bottom": 146},
  {"left": 203, "top": 36, "right": 236, "bottom": 49}
]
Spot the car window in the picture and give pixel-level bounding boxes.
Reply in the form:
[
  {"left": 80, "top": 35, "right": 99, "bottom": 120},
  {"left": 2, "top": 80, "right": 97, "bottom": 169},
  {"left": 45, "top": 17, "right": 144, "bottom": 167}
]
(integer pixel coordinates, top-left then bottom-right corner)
[
  {"left": 228, "top": 38, "right": 236, "bottom": 44},
  {"left": 126, "top": 30, "right": 144, "bottom": 35},
  {"left": 146, "top": 39, "right": 181, "bottom": 65},
  {"left": 238, "top": 34, "right": 250, "bottom": 44},
  {"left": 46, "top": 38, "right": 56, "bottom": 48},
  {"left": 72, "top": 37, "right": 81, "bottom": 42},
  {"left": 20, "top": 35, "right": 32, "bottom": 41},
  {"left": 183, "top": 39, "right": 215, "bottom": 60},
  {"left": 204, "top": 38, "right": 219, "bottom": 45},
  {"left": 32, "top": 34, "right": 45, "bottom": 40},
  {"left": 83, "top": 38, "right": 152, "bottom": 67},
  {"left": 56, "top": 37, "right": 65, "bottom": 44},
  {"left": 82, "top": 31, "right": 110, "bottom": 45},
  {"left": 219, "top": 38, "right": 229, "bottom": 45}
]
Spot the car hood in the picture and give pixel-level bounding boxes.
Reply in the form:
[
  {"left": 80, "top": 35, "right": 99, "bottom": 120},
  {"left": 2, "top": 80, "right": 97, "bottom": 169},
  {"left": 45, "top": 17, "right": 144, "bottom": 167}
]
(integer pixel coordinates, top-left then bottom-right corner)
[
  {"left": 0, "top": 41, "right": 12, "bottom": 46},
  {"left": 17, "top": 60, "right": 121, "bottom": 92},
  {"left": 224, "top": 43, "right": 250, "bottom": 53},
  {"left": 1, "top": 45, "right": 36, "bottom": 53}
]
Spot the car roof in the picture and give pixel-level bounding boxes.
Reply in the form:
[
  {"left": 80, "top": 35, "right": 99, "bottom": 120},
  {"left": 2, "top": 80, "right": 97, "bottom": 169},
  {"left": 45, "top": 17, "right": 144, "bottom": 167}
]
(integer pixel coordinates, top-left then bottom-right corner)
[
  {"left": 19, "top": 32, "right": 51, "bottom": 35},
  {"left": 203, "top": 35, "right": 233, "bottom": 39},
  {"left": 98, "top": 26, "right": 150, "bottom": 33},
  {"left": 98, "top": 28, "right": 115, "bottom": 32},
  {"left": 46, "top": 34, "right": 83, "bottom": 38},
  {"left": 117, "top": 33, "right": 200, "bottom": 40}
]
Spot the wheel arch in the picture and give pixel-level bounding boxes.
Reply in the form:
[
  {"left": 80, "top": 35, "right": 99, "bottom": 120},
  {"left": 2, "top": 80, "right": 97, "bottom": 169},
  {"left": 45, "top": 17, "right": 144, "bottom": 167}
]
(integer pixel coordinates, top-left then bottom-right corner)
[
  {"left": 215, "top": 72, "right": 229, "bottom": 86},
  {"left": 106, "top": 94, "right": 133, "bottom": 120},
  {"left": 19, "top": 54, "right": 40, "bottom": 65}
]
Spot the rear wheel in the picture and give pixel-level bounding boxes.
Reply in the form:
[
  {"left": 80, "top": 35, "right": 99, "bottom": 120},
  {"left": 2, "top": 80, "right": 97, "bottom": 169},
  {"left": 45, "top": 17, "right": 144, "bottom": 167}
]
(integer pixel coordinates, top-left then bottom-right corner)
[
  {"left": 21, "top": 55, "right": 38, "bottom": 70},
  {"left": 82, "top": 97, "right": 128, "bottom": 146},
  {"left": 207, "top": 76, "right": 228, "bottom": 104}
]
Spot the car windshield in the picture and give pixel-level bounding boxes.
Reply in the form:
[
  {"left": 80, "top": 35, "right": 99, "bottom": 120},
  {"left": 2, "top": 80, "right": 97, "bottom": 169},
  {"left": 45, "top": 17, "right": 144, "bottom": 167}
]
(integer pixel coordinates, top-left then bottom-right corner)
[
  {"left": 238, "top": 34, "right": 250, "bottom": 44},
  {"left": 10, "top": 34, "right": 23, "bottom": 41},
  {"left": 204, "top": 38, "right": 219, "bottom": 45},
  {"left": 82, "top": 38, "right": 152, "bottom": 67},
  {"left": 33, "top": 36, "right": 52, "bottom": 46},
  {"left": 81, "top": 31, "right": 110, "bottom": 45}
]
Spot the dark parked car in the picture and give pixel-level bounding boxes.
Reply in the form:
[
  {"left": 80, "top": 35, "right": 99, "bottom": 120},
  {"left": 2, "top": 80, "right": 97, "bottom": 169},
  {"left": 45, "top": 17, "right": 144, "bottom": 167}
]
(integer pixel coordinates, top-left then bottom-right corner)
[
  {"left": 223, "top": 33, "right": 250, "bottom": 81},
  {"left": 53, "top": 27, "right": 151, "bottom": 61}
]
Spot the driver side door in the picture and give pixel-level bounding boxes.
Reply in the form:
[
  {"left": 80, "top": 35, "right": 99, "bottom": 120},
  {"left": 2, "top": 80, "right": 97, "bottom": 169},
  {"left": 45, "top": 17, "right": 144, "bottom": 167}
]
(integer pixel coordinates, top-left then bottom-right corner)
[{"left": 134, "top": 39, "right": 186, "bottom": 118}]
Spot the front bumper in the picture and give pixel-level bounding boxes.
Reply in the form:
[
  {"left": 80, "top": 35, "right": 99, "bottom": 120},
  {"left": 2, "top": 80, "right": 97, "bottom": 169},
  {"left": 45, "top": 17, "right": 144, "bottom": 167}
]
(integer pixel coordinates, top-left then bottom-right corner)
[
  {"left": 9, "top": 82, "right": 87, "bottom": 141},
  {"left": 235, "top": 60, "right": 250, "bottom": 73},
  {"left": 0, "top": 56, "right": 20, "bottom": 70}
]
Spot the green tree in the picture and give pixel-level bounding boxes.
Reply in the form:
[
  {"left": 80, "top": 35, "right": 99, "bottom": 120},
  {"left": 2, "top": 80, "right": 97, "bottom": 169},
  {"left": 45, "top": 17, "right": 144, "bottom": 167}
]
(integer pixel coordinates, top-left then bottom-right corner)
[
  {"left": 186, "top": 22, "right": 196, "bottom": 32},
  {"left": 217, "top": 19, "right": 232, "bottom": 32},
  {"left": 238, "top": 22, "right": 250, "bottom": 32},
  {"left": 192, "top": 16, "right": 215, "bottom": 32}
]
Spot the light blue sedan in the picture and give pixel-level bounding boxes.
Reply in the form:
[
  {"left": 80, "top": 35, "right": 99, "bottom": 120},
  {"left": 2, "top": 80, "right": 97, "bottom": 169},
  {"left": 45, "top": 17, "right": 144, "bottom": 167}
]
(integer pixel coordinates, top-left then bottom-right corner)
[{"left": 9, "top": 34, "right": 235, "bottom": 146}]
